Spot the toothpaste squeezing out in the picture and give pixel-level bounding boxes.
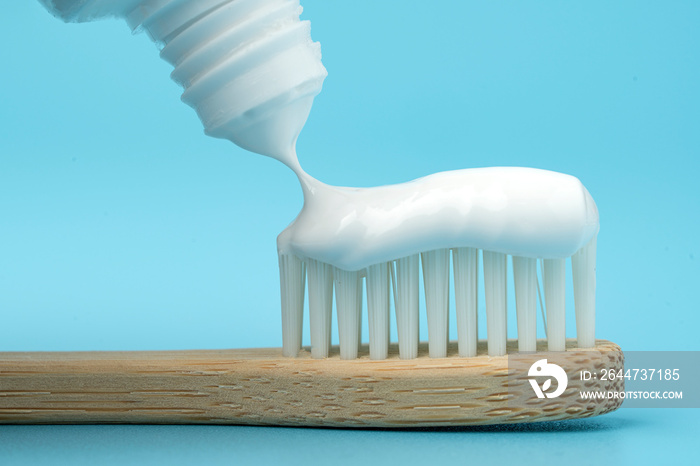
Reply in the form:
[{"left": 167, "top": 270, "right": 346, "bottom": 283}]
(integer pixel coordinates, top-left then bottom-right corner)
[{"left": 0, "top": 0, "right": 623, "bottom": 427}]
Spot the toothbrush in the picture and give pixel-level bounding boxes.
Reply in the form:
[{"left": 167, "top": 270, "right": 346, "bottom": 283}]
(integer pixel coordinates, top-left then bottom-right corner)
[{"left": 0, "top": 0, "right": 623, "bottom": 427}]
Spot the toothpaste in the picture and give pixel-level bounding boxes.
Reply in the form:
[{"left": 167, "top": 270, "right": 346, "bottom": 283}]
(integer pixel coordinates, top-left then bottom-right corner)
[{"left": 279, "top": 166, "right": 599, "bottom": 271}]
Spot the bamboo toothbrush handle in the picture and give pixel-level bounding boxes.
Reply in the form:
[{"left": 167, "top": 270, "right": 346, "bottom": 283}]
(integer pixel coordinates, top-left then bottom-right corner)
[{"left": 0, "top": 340, "right": 623, "bottom": 427}]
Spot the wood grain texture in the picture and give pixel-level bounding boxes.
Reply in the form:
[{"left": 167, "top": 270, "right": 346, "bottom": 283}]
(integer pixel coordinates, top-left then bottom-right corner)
[{"left": 0, "top": 339, "right": 623, "bottom": 427}]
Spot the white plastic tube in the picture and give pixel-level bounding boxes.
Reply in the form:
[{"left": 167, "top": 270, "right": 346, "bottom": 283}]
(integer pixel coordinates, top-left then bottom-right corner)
[{"left": 40, "top": 0, "right": 327, "bottom": 169}]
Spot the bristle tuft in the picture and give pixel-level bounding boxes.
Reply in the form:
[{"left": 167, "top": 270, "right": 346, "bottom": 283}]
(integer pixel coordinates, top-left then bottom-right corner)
[
  {"left": 395, "top": 255, "right": 419, "bottom": 359},
  {"left": 307, "top": 258, "right": 333, "bottom": 358},
  {"left": 483, "top": 251, "right": 507, "bottom": 356},
  {"left": 453, "top": 247, "right": 478, "bottom": 357},
  {"left": 421, "top": 249, "right": 450, "bottom": 358},
  {"left": 366, "top": 263, "right": 390, "bottom": 360},
  {"left": 334, "top": 268, "right": 362, "bottom": 359},
  {"left": 543, "top": 258, "right": 566, "bottom": 351},
  {"left": 513, "top": 256, "right": 537, "bottom": 352},
  {"left": 572, "top": 237, "right": 596, "bottom": 348},
  {"left": 279, "top": 254, "right": 305, "bottom": 357}
]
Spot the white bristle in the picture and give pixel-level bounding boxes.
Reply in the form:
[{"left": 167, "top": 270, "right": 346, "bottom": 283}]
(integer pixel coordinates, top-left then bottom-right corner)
[
  {"left": 394, "top": 255, "right": 419, "bottom": 359},
  {"left": 513, "top": 256, "right": 537, "bottom": 352},
  {"left": 572, "top": 237, "right": 596, "bottom": 348},
  {"left": 357, "top": 287, "right": 363, "bottom": 348},
  {"left": 453, "top": 247, "right": 478, "bottom": 357},
  {"left": 543, "top": 258, "right": 566, "bottom": 351},
  {"left": 279, "top": 254, "right": 305, "bottom": 357},
  {"left": 307, "top": 258, "right": 333, "bottom": 358},
  {"left": 366, "top": 262, "right": 390, "bottom": 360},
  {"left": 281, "top": 240, "right": 596, "bottom": 360},
  {"left": 334, "top": 268, "right": 362, "bottom": 360},
  {"left": 421, "top": 249, "right": 450, "bottom": 358},
  {"left": 483, "top": 251, "right": 507, "bottom": 356}
]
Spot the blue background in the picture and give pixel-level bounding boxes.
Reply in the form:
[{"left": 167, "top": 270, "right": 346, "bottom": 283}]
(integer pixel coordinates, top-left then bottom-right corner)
[{"left": 1, "top": 0, "right": 698, "bottom": 464}]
